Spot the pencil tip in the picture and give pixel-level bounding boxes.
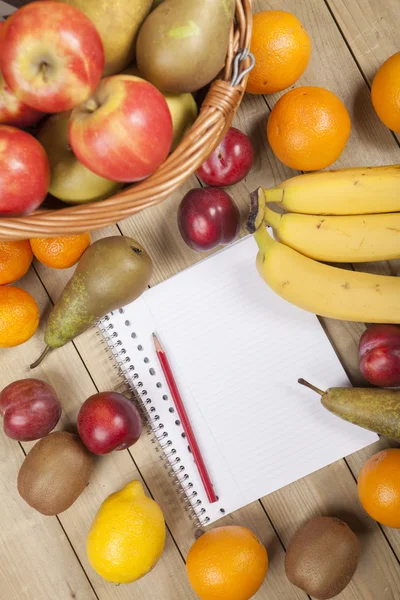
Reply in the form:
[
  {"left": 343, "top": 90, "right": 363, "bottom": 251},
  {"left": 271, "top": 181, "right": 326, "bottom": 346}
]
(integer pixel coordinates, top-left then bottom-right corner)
[{"left": 152, "top": 332, "right": 163, "bottom": 352}]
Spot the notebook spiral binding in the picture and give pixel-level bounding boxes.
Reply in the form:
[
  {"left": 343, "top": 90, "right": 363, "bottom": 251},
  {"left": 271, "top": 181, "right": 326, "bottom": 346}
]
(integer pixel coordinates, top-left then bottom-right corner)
[{"left": 96, "top": 314, "right": 209, "bottom": 528}]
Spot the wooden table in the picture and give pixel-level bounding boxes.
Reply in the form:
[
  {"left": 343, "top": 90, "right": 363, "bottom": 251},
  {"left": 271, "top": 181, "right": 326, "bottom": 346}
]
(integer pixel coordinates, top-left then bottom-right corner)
[{"left": 1, "top": 1, "right": 400, "bottom": 598}]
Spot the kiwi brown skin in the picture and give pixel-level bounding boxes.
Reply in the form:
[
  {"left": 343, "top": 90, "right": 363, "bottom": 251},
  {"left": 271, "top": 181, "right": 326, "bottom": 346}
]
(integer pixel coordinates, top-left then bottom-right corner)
[
  {"left": 285, "top": 516, "right": 360, "bottom": 600},
  {"left": 17, "top": 431, "right": 93, "bottom": 516}
]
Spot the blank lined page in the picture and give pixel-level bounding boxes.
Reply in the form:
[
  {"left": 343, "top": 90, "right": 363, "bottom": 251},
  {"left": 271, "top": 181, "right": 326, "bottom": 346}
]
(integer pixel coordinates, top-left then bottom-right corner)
[{"left": 137, "top": 236, "right": 377, "bottom": 522}]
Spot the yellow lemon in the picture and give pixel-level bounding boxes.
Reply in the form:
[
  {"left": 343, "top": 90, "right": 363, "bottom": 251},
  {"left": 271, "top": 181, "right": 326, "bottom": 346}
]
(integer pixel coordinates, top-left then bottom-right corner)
[{"left": 87, "top": 481, "right": 166, "bottom": 584}]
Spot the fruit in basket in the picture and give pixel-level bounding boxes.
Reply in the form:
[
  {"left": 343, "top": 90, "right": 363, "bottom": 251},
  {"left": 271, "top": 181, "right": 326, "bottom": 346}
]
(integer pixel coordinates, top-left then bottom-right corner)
[
  {"left": 358, "top": 448, "right": 400, "bottom": 528},
  {"left": 0, "top": 240, "right": 33, "bottom": 285},
  {"left": 248, "top": 188, "right": 400, "bottom": 324},
  {"left": 261, "top": 164, "right": 400, "bottom": 215},
  {"left": 30, "top": 233, "right": 91, "bottom": 270},
  {"left": 77, "top": 392, "right": 142, "bottom": 455},
  {"left": 267, "top": 87, "right": 351, "bottom": 171},
  {"left": 0, "top": 22, "right": 43, "bottom": 126},
  {"left": 0, "top": 286, "right": 39, "bottom": 348},
  {"left": 246, "top": 10, "right": 312, "bottom": 95},
  {"left": 285, "top": 516, "right": 360, "bottom": 599},
  {"left": 164, "top": 92, "right": 198, "bottom": 151},
  {"left": 186, "top": 525, "right": 268, "bottom": 600},
  {"left": 87, "top": 480, "right": 166, "bottom": 583},
  {"left": 38, "top": 112, "right": 122, "bottom": 204},
  {"left": 263, "top": 207, "right": 400, "bottom": 263},
  {"left": 31, "top": 236, "right": 153, "bottom": 368},
  {"left": 196, "top": 127, "right": 254, "bottom": 187},
  {"left": 298, "top": 378, "right": 400, "bottom": 441},
  {"left": 0, "top": 379, "right": 61, "bottom": 442},
  {"left": 0, "top": 72, "right": 43, "bottom": 127},
  {"left": 57, "top": 0, "right": 152, "bottom": 76},
  {"left": 0, "top": 1, "right": 104, "bottom": 113},
  {"left": 136, "top": 0, "right": 236, "bottom": 93},
  {"left": 17, "top": 431, "right": 93, "bottom": 516},
  {"left": 371, "top": 51, "right": 400, "bottom": 134},
  {"left": 178, "top": 188, "right": 240, "bottom": 252},
  {"left": 69, "top": 75, "right": 173, "bottom": 182},
  {"left": 359, "top": 325, "right": 400, "bottom": 388},
  {"left": 0, "top": 126, "right": 50, "bottom": 217},
  {"left": 123, "top": 66, "right": 198, "bottom": 151}
]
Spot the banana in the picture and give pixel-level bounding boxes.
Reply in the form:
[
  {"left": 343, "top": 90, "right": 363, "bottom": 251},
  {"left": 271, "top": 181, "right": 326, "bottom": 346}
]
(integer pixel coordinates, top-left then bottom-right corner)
[
  {"left": 264, "top": 164, "right": 400, "bottom": 215},
  {"left": 264, "top": 205, "right": 400, "bottom": 262},
  {"left": 251, "top": 194, "right": 400, "bottom": 323}
]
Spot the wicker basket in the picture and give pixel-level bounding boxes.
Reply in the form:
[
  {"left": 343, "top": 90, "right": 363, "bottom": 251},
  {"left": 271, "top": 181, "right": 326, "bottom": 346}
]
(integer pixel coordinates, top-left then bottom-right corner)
[{"left": 0, "top": 0, "right": 253, "bottom": 240}]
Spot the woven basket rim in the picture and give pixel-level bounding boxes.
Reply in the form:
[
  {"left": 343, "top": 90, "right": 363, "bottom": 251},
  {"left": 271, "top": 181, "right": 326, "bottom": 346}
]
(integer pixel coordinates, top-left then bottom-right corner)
[{"left": 0, "top": 0, "right": 253, "bottom": 240}]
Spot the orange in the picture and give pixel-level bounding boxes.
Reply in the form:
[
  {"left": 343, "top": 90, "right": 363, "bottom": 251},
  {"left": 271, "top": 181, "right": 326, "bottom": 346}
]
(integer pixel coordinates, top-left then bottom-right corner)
[
  {"left": 371, "top": 52, "right": 400, "bottom": 134},
  {"left": 246, "top": 10, "right": 311, "bottom": 95},
  {"left": 267, "top": 86, "right": 351, "bottom": 171},
  {"left": 358, "top": 448, "right": 400, "bottom": 529},
  {"left": 0, "top": 240, "right": 33, "bottom": 285},
  {"left": 186, "top": 525, "right": 268, "bottom": 600},
  {"left": 30, "top": 233, "right": 91, "bottom": 269},
  {"left": 0, "top": 286, "right": 39, "bottom": 347}
]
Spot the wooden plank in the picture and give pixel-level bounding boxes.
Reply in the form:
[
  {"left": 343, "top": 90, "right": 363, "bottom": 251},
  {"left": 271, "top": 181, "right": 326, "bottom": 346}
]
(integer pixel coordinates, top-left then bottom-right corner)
[
  {"left": 325, "top": 0, "right": 400, "bottom": 85},
  {"left": 0, "top": 271, "right": 195, "bottom": 599}
]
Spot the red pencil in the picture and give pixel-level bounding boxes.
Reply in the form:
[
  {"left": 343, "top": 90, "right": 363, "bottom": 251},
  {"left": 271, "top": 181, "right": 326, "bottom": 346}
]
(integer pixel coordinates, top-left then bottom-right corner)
[{"left": 152, "top": 333, "right": 218, "bottom": 504}]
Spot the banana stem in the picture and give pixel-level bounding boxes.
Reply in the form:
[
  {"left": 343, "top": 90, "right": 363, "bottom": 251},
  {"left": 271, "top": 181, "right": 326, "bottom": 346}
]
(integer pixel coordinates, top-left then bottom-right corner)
[
  {"left": 298, "top": 378, "right": 324, "bottom": 396},
  {"left": 264, "top": 187, "right": 284, "bottom": 204},
  {"left": 253, "top": 223, "right": 274, "bottom": 252},
  {"left": 264, "top": 205, "right": 282, "bottom": 230},
  {"left": 30, "top": 346, "right": 52, "bottom": 369}
]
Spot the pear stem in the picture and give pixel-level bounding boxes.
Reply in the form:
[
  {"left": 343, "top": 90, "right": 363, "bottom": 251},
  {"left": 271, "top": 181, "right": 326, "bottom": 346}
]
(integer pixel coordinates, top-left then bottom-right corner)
[
  {"left": 298, "top": 378, "right": 324, "bottom": 396},
  {"left": 30, "top": 346, "right": 52, "bottom": 369}
]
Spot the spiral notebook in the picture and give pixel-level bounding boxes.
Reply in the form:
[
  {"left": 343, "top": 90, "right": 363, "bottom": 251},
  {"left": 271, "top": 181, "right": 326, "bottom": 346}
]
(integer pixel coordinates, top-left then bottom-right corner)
[{"left": 99, "top": 235, "right": 377, "bottom": 526}]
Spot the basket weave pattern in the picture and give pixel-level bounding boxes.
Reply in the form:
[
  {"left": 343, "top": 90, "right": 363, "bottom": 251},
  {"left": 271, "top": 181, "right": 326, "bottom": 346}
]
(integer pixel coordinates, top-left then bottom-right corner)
[{"left": 1, "top": 0, "right": 252, "bottom": 240}]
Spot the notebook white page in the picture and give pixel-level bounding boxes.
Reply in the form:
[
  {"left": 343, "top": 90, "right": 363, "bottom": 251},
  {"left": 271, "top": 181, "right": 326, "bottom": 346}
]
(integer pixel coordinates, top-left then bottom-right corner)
[{"left": 101, "top": 235, "right": 377, "bottom": 525}]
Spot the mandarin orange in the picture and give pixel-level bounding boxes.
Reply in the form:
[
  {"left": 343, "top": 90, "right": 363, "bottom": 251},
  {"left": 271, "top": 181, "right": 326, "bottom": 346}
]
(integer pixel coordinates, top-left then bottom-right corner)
[
  {"left": 267, "top": 86, "right": 351, "bottom": 171},
  {"left": 358, "top": 448, "right": 400, "bottom": 529},
  {"left": 0, "top": 240, "right": 33, "bottom": 285},
  {"left": 246, "top": 10, "right": 311, "bottom": 95},
  {"left": 0, "top": 286, "right": 39, "bottom": 347},
  {"left": 30, "top": 233, "right": 91, "bottom": 269},
  {"left": 371, "top": 51, "right": 400, "bottom": 134},
  {"left": 186, "top": 526, "right": 268, "bottom": 600}
]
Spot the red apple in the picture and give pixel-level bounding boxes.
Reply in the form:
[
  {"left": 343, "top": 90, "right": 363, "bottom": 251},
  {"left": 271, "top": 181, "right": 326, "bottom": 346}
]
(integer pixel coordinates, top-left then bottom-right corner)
[
  {"left": 178, "top": 188, "right": 240, "bottom": 252},
  {"left": 69, "top": 75, "right": 173, "bottom": 182},
  {"left": 0, "top": 2, "right": 104, "bottom": 113},
  {"left": 0, "top": 125, "right": 50, "bottom": 216},
  {"left": 0, "top": 379, "right": 62, "bottom": 441},
  {"left": 0, "top": 71, "right": 43, "bottom": 128},
  {"left": 77, "top": 392, "right": 143, "bottom": 455},
  {"left": 196, "top": 127, "right": 254, "bottom": 187},
  {"left": 0, "top": 21, "right": 42, "bottom": 127},
  {"left": 359, "top": 325, "right": 400, "bottom": 387}
]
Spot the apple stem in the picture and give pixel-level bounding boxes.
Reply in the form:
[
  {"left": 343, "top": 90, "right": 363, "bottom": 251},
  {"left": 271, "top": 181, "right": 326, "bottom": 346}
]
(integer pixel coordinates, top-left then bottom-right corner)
[
  {"left": 298, "top": 378, "right": 324, "bottom": 396},
  {"left": 85, "top": 98, "right": 99, "bottom": 113},
  {"left": 30, "top": 346, "right": 52, "bottom": 369}
]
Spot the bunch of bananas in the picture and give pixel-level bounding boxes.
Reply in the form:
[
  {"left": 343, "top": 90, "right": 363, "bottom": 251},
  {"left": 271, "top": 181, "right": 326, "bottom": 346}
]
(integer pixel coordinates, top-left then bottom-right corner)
[{"left": 247, "top": 165, "right": 400, "bottom": 323}]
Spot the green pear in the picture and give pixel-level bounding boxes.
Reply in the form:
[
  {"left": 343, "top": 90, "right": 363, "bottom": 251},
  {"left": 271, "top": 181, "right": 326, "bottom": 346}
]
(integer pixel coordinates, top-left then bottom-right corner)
[
  {"left": 57, "top": 0, "right": 153, "bottom": 76},
  {"left": 164, "top": 92, "right": 198, "bottom": 151},
  {"left": 38, "top": 112, "right": 122, "bottom": 205},
  {"left": 31, "top": 237, "right": 153, "bottom": 368}
]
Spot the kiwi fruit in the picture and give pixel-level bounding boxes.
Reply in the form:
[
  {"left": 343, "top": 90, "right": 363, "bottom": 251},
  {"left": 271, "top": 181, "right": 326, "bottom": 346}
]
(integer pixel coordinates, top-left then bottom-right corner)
[
  {"left": 285, "top": 516, "right": 360, "bottom": 600},
  {"left": 17, "top": 431, "right": 93, "bottom": 516}
]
